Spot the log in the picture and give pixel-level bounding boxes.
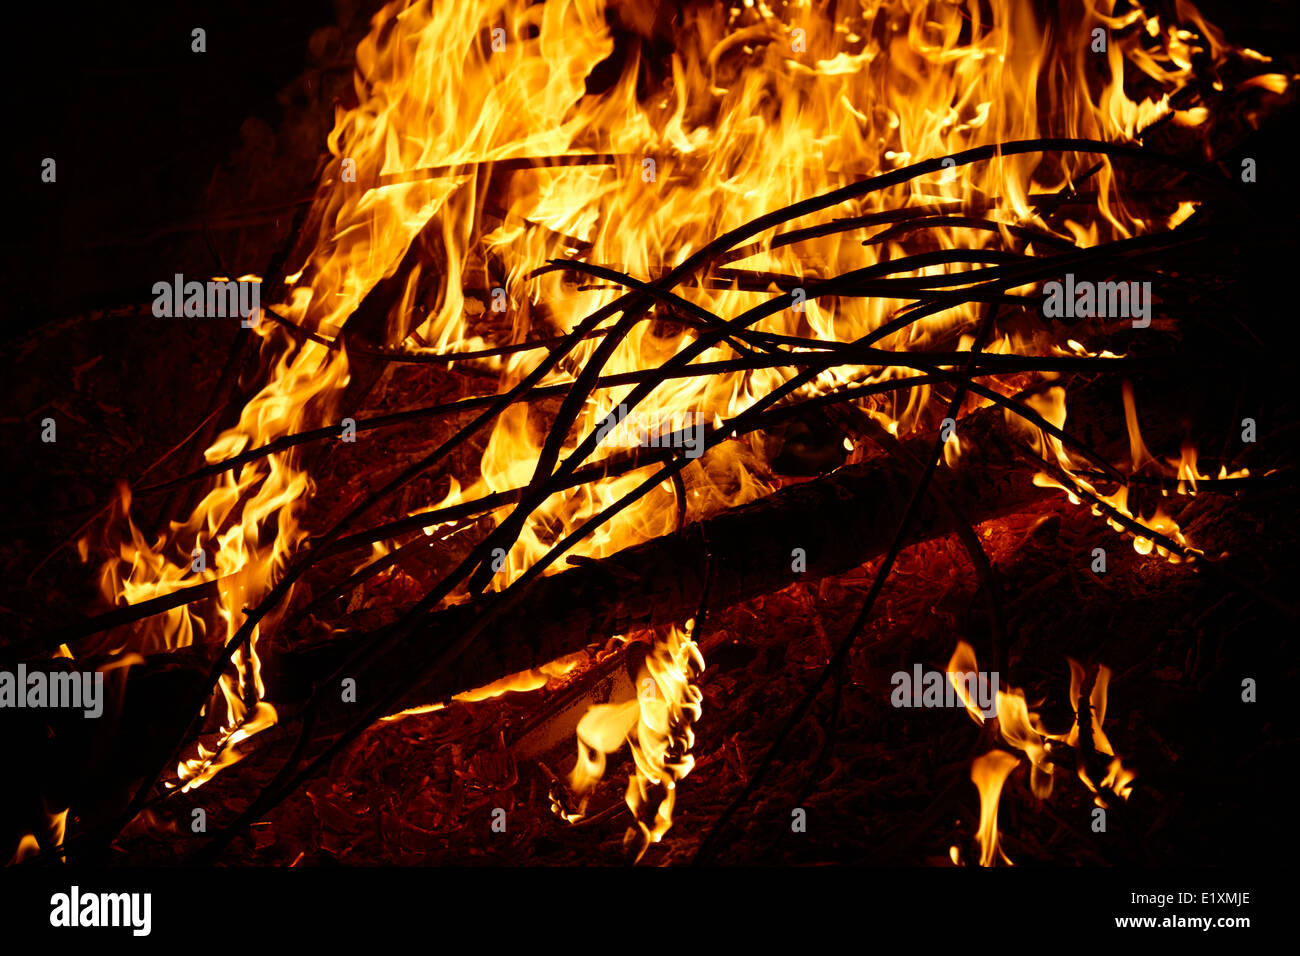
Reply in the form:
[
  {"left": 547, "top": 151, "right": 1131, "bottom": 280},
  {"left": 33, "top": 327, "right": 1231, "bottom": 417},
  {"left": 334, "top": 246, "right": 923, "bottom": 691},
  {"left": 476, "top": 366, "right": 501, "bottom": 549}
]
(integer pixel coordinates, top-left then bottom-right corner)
[{"left": 281, "top": 376, "right": 1175, "bottom": 716}]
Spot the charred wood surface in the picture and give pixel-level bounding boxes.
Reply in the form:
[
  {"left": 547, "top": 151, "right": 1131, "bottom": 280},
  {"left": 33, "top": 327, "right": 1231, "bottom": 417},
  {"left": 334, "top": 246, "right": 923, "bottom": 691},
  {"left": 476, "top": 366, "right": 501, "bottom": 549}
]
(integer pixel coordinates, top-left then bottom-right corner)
[{"left": 285, "top": 379, "right": 1171, "bottom": 714}]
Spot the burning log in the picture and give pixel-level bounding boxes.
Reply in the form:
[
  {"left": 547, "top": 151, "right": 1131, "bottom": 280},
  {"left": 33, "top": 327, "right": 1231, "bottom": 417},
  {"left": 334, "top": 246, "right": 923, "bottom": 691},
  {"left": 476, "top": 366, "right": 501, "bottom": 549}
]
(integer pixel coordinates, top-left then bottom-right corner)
[
  {"left": 13, "top": 0, "right": 1296, "bottom": 872},
  {"left": 285, "top": 377, "right": 1176, "bottom": 714}
]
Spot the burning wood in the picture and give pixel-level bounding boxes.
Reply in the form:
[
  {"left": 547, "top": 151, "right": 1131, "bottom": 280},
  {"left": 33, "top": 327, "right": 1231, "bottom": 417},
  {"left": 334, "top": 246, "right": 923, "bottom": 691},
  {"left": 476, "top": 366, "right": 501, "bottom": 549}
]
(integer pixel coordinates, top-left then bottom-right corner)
[
  {"left": 282, "top": 375, "right": 1174, "bottom": 713},
  {"left": 3, "top": 0, "right": 1297, "bottom": 881}
]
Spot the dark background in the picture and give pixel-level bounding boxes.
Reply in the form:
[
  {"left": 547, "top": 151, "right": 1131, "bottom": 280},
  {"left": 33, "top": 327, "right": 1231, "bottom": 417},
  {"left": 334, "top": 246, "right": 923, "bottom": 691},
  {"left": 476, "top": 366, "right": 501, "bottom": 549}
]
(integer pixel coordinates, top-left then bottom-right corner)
[
  {"left": 4, "top": 0, "right": 352, "bottom": 336},
  {"left": 3, "top": 0, "right": 1298, "bottom": 342}
]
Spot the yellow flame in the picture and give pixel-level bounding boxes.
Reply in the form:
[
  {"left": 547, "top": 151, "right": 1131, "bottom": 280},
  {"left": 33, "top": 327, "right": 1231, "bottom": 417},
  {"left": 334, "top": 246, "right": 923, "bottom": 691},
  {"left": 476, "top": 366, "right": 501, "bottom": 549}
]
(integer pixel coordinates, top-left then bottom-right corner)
[
  {"left": 380, "top": 650, "right": 586, "bottom": 721},
  {"left": 79, "top": 0, "right": 1273, "bottom": 798},
  {"left": 952, "top": 642, "right": 1137, "bottom": 858},
  {"left": 971, "top": 750, "right": 1019, "bottom": 866},
  {"left": 559, "top": 623, "right": 703, "bottom": 859}
]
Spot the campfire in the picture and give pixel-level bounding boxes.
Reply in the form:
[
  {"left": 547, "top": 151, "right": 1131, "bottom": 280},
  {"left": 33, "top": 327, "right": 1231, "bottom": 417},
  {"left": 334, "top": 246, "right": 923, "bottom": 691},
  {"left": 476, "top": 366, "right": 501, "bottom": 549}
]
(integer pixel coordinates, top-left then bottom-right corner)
[{"left": 4, "top": 0, "right": 1297, "bottom": 875}]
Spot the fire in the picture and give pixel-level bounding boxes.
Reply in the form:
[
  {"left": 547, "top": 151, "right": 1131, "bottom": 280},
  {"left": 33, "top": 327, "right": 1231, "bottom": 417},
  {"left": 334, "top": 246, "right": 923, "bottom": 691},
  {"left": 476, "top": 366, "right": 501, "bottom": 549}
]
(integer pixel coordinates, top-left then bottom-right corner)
[
  {"left": 84, "top": 334, "right": 349, "bottom": 789},
  {"left": 380, "top": 651, "right": 586, "bottom": 721},
  {"left": 556, "top": 623, "right": 704, "bottom": 860},
  {"left": 1023, "top": 379, "right": 1253, "bottom": 562},
  {"left": 68, "top": 0, "right": 1284, "bottom": 831},
  {"left": 948, "top": 641, "right": 1137, "bottom": 864},
  {"left": 970, "top": 751, "right": 1019, "bottom": 867},
  {"left": 1064, "top": 658, "right": 1137, "bottom": 804}
]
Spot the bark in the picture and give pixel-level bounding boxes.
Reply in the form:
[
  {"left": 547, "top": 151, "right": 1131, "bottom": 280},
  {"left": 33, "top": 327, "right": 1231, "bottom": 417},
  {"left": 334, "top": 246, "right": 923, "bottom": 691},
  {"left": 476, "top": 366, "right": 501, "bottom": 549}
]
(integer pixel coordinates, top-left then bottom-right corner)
[{"left": 282, "top": 378, "right": 1171, "bottom": 713}]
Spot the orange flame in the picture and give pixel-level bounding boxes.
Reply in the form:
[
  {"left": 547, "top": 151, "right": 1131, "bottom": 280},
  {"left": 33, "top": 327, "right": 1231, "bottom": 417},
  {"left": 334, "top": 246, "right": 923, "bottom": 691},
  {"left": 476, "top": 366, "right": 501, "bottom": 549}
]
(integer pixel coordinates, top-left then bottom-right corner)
[
  {"left": 950, "top": 641, "right": 1137, "bottom": 860},
  {"left": 971, "top": 750, "right": 1019, "bottom": 867},
  {"left": 76, "top": 0, "right": 1281, "bottom": 800},
  {"left": 558, "top": 623, "right": 703, "bottom": 859}
]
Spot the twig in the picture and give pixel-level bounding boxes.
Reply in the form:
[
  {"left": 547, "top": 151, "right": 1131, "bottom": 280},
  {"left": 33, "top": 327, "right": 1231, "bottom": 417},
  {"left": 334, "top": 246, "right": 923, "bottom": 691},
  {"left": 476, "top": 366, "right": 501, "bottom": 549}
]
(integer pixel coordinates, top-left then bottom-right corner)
[{"left": 690, "top": 301, "right": 1002, "bottom": 864}]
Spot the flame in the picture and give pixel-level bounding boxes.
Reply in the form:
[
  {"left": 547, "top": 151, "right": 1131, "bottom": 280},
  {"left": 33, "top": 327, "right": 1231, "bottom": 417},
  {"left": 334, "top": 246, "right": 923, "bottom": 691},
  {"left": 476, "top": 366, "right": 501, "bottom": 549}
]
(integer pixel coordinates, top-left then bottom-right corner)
[
  {"left": 950, "top": 641, "right": 1136, "bottom": 859},
  {"left": 557, "top": 622, "right": 703, "bottom": 859},
  {"left": 946, "top": 640, "right": 988, "bottom": 726},
  {"left": 971, "top": 750, "right": 1019, "bottom": 867},
  {"left": 380, "top": 650, "right": 585, "bottom": 720},
  {"left": 76, "top": 0, "right": 1280, "bottom": 804},
  {"left": 1065, "top": 658, "right": 1137, "bottom": 804},
  {"left": 9, "top": 835, "right": 42, "bottom": 865},
  {"left": 1023, "top": 378, "right": 1254, "bottom": 562},
  {"left": 9, "top": 805, "right": 69, "bottom": 865}
]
